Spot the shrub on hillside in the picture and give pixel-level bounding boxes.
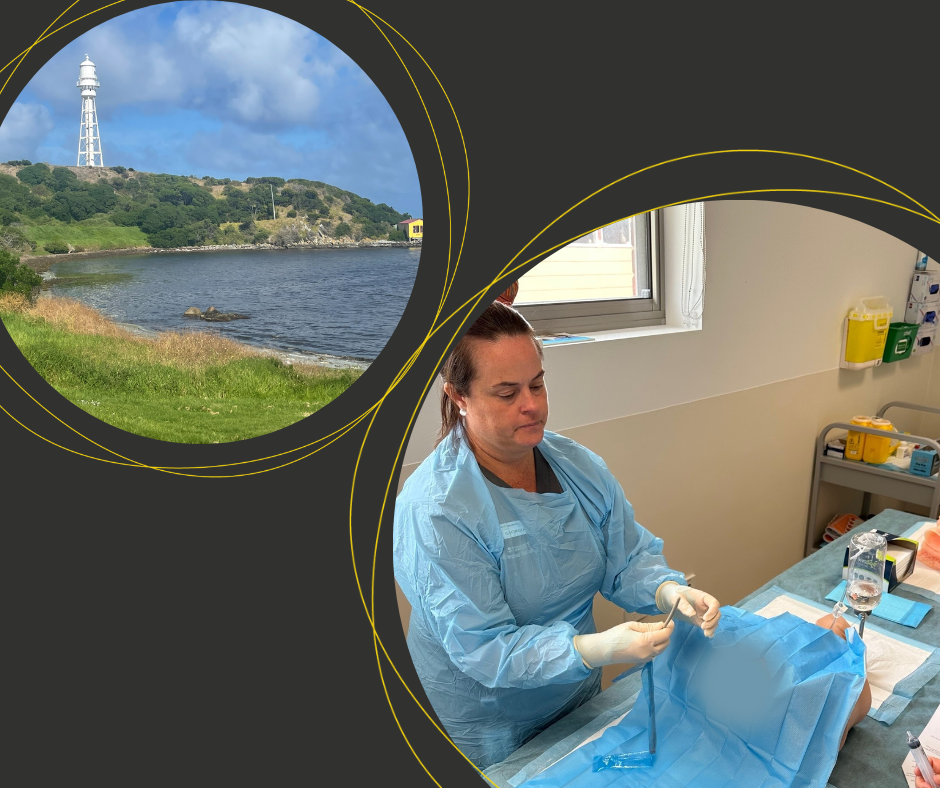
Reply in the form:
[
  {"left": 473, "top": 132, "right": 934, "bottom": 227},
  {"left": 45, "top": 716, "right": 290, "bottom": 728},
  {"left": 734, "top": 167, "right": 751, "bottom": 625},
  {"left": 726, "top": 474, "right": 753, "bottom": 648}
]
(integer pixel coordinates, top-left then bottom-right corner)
[
  {"left": 387, "top": 229, "right": 406, "bottom": 242},
  {"left": 252, "top": 230, "right": 270, "bottom": 244},
  {"left": 17, "top": 162, "right": 53, "bottom": 186},
  {"left": 0, "top": 225, "right": 35, "bottom": 252},
  {"left": 334, "top": 221, "right": 351, "bottom": 238},
  {"left": 5, "top": 160, "right": 32, "bottom": 167},
  {"left": 52, "top": 167, "right": 79, "bottom": 191},
  {"left": 43, "top": 240, "right": 70, "bottom": 254},
  {"left": 214, "top": 225, "right": 247, "bottom": 245},
  {"left": 0, "top": 249, "right": 42, "bottom": 299},
  {"left": 245, "top": 176, "right": 285, "bottom": 187},
  {"left": 287, "top": 210, "right": 297, "bottom": 218},
  {"left": 270, "top": 223, "right": 301, "bottom": 247}
]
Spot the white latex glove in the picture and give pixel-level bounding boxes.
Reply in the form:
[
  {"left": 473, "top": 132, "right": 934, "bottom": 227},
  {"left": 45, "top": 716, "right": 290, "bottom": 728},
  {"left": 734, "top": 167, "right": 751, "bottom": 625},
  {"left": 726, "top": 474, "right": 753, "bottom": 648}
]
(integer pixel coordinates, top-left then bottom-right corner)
[
  {"left": 572, "top": 620, "right": 675, "bottom": 668},
  {"left": 656, "top": 581, "right": 721, "bottom": 638}
]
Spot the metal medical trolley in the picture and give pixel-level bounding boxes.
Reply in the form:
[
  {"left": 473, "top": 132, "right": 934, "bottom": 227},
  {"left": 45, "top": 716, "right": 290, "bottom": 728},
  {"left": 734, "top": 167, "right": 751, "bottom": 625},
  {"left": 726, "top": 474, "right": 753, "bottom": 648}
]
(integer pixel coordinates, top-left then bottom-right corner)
[{"left": 805, "top": 401, "right": 940, "bottom": 556}]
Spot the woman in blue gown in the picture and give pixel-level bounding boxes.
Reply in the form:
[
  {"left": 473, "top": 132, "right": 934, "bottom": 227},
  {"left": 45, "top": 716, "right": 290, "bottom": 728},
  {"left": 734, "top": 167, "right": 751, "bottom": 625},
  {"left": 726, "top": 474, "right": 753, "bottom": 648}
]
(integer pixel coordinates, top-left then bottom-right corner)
[{"left": 393, "top": 299, "right": 722, "bottom": 770}]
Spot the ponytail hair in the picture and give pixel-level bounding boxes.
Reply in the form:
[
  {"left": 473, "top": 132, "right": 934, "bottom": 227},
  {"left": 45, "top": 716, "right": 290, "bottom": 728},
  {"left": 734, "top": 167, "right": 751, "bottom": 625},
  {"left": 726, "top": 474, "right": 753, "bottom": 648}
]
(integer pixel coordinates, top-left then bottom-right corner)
[{"left": 438, "top": 300, "right": 542, "bottom": 445}]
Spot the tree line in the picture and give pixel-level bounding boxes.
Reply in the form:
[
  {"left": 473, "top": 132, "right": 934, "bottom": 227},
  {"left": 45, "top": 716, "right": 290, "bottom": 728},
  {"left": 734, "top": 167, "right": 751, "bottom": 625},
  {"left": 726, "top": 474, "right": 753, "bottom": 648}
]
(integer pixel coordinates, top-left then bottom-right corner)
[{"left": 0, "top": 162, "right": 413, "bottom": 252}]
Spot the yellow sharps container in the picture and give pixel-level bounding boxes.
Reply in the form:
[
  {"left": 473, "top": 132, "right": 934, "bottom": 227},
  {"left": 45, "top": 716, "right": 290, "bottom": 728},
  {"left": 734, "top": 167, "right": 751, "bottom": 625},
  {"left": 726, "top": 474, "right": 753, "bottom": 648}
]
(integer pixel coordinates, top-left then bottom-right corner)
[
  {"left": 862, "top": 418, "right": 898, "bottom": 464},
  {"left": 845, "top": 416, "right": 871, "bottom": 461},
  {"left": 842, "top": 297, "right": 893, "bottom": 370}
]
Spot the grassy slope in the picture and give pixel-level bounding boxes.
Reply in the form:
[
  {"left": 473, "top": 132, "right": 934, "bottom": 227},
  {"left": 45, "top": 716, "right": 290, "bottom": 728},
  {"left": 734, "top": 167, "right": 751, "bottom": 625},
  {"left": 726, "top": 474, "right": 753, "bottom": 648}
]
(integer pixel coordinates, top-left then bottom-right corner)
[
  {"left": 24, "top": 224, "right": 150, "bottom": 255},
  {"left": 0, "top": 305, "right": 361, "bottom": 443}
]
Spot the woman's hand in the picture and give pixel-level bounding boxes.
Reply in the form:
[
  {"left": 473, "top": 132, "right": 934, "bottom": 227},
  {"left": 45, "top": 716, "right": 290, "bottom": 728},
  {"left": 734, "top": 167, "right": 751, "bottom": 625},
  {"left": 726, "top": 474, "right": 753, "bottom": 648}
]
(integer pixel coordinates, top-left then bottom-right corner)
[
  {"left": 915, "top": 755, "right": 940, "bottom": 788},
  {"left": 656, "top": 582, "right": 721, "bottom": 637},
  {"left": 573, "top": 620, "right": 675, "bottom": 668}
]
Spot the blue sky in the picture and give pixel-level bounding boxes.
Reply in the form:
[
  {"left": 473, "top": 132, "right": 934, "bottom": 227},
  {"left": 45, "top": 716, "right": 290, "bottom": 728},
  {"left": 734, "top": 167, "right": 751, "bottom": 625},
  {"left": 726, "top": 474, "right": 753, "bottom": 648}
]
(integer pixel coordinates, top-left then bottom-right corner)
[{"left": 0, "top": 1, "right": 422, "bottom": 216}]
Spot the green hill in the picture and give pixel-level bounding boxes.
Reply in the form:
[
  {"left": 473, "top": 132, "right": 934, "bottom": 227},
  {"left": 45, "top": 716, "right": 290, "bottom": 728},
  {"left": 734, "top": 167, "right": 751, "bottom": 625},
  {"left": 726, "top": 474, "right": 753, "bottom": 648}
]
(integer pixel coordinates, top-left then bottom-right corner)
[{"left": 0, "top": 161, "right": 413, "bottom": 256}]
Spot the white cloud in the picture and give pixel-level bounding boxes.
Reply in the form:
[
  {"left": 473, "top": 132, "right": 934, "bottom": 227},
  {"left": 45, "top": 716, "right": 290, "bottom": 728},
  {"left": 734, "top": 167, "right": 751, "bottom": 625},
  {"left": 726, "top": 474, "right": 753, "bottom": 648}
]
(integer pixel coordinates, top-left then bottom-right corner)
[
  {"left": 26, "top": 3, "right": 331, "bottom": 130},
  {"left": 172, "top": 3, "right": 322, "bottom": 126},
  {"left": 25, "top": 27, "right": 185, "bottom": 111},
  {"left": 0, "top": 103, "right": 55, "bottom": 162},
  {"left": 185, "top": 125, "right": 306, "bottom": 172}
]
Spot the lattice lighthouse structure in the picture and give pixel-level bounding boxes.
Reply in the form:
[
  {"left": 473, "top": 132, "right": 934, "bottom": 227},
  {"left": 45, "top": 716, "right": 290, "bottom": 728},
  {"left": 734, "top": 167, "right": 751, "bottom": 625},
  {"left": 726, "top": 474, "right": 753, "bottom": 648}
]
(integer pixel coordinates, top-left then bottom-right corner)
[{"left": 76, "top": 55, "right": 103, "bottom": 167}]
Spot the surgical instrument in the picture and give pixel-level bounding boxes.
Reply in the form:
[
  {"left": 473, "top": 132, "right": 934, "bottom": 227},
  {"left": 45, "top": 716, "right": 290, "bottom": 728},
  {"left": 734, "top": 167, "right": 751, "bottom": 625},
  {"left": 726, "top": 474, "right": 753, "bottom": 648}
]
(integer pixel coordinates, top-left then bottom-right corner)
[{"left": 663, "top": 595, "right": 682, "bottom": 628}]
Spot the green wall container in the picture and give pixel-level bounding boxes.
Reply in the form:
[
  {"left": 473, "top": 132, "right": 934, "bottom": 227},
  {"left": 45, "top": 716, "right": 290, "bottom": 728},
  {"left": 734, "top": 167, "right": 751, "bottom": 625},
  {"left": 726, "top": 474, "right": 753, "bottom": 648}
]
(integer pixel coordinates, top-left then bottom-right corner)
[{"left": 883, "top": 322, "right": 920, "bottom": 362}]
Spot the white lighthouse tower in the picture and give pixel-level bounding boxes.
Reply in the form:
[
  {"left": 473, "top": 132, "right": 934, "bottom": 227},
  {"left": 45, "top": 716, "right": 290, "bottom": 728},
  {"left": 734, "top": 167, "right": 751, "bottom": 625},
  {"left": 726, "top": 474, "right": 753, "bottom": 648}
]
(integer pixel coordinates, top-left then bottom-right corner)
[{"left": 76, "top": 54, "right": 104, "bottom": 167}]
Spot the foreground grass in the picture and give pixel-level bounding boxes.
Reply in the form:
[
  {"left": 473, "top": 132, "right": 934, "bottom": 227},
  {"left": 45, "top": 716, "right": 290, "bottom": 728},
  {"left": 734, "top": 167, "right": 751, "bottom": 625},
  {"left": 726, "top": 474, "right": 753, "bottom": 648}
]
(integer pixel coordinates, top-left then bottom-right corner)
[
  {"left": 0, "top": 294, "right": 362, "bottom": 443},
  {"left": 24, "top": 224, "right": 150, "bottom": 254}
]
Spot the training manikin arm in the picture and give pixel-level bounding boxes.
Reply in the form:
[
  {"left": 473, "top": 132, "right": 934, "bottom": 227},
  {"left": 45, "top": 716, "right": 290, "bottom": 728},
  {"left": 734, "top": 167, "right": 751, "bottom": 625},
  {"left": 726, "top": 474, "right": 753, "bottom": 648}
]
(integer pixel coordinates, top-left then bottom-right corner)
[
  {"left": 597, "top": 479, "right": 686, "bottom": 615},
  {"left": 402, "top": 507, "right": 592, "bottom": 690},
  {"left": 816, "top": 613, "right": 873, "bottom": 749}
]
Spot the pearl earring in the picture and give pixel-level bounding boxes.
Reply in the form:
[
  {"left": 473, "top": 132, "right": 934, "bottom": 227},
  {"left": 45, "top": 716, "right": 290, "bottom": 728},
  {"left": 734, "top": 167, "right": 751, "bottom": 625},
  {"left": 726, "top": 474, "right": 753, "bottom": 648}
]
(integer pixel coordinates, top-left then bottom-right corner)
[{"left": 459, "top": 409, "right": 467, "bottom": 416}]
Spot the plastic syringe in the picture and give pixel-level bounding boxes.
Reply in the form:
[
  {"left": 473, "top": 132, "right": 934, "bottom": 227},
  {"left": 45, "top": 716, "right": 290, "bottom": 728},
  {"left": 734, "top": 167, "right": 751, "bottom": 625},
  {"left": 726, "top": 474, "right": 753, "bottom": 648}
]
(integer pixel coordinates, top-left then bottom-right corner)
[{"left": 908, "top": 731, "right": 939, "bottom": 788}]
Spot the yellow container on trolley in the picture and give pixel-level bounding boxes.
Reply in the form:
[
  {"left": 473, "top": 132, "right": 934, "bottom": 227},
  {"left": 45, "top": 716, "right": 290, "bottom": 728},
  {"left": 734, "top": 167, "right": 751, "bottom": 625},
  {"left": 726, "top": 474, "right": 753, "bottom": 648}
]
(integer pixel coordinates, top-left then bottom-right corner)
[
  {"left": 845, "top": 415, "right": 871, "bottom": 461},
  {"left": 862, "top": 418, "right": 898, "bottom": 464},
  {"left": 841, "top": 297, "right": 893, "bottom": 370}
]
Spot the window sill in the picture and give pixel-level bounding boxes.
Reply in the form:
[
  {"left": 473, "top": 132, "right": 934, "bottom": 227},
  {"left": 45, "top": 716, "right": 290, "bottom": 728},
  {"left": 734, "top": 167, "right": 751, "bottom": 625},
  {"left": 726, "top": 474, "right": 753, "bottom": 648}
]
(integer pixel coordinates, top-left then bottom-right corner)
[{"left": 543, "top": 322, "right": 699, "bottom": 348}]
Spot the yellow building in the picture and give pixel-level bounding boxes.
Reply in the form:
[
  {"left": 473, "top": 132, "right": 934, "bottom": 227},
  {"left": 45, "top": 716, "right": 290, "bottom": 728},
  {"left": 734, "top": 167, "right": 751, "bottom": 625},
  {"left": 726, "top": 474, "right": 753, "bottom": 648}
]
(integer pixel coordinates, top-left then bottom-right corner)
[
  {"left": 516, "top": 221, "right": 637, "bottom": 304},
  {"left": 397, "top": 218, "right": 423, "bottom": 240}
]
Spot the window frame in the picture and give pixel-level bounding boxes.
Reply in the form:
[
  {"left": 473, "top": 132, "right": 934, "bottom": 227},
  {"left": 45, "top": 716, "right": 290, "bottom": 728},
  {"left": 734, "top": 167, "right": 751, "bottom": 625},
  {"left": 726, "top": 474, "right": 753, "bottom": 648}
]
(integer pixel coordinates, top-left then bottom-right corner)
[{"left": 515, "top": 210, "right": 666, "bottom": 335}]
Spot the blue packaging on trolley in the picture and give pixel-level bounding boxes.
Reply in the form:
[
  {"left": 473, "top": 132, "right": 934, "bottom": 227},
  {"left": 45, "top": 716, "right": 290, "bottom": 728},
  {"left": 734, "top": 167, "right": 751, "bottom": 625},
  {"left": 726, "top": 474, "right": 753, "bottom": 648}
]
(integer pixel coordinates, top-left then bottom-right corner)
[{"left": 911, "top": 448, "right": 940, "bottom": 477}]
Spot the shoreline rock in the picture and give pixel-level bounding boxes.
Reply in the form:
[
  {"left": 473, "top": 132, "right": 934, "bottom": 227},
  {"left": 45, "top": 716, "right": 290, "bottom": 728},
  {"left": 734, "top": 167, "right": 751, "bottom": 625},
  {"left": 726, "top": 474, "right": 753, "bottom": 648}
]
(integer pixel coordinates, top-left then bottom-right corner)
[{"left": 184, "top": 306, "right": 250, "bottom": 322}]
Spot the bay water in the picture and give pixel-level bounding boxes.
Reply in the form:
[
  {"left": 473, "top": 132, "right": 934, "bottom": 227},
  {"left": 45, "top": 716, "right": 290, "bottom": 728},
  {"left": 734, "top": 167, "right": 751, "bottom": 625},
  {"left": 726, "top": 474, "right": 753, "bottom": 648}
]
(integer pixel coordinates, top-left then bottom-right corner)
[{"left": 46, "top": 246, "right": 420, "bottom": 365}]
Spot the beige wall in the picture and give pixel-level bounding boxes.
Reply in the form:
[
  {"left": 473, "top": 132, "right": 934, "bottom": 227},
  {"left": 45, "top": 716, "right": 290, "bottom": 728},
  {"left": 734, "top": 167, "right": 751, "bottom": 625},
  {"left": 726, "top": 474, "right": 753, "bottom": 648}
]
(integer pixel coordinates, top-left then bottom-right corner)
[{"left": 394, "top": 200, "right": 940, "bottom": 688}]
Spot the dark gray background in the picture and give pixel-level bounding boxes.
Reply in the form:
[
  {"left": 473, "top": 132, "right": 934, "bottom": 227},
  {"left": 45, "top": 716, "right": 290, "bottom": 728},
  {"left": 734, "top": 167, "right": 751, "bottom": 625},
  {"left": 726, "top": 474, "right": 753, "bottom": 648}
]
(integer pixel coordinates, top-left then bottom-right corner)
[{"left": 3, "top": 1, "right": 940, "bottom": 786}]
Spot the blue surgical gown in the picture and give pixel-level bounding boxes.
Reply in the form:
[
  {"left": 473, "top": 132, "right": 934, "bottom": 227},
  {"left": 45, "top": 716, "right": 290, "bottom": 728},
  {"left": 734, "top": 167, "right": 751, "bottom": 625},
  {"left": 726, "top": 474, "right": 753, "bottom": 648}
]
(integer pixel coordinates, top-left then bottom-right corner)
[{"left": 393, "top": 429, "right": 686, "bottom": 770}]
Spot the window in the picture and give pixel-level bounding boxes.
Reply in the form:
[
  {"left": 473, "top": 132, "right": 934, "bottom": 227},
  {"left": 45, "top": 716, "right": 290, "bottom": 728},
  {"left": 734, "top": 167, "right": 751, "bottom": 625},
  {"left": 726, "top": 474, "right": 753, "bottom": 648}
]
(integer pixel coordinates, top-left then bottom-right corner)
[{"left": 515, "top": 211, "right": 664, "bottom": 334}]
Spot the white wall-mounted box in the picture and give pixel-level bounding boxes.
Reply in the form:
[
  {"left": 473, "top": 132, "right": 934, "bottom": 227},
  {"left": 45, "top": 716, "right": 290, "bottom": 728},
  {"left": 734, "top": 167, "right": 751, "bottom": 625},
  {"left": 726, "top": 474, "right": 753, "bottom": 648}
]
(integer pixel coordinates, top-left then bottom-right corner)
[
  {"left": 905, "top": 301, "right": 940, "bottom": 326},
  {"left": 911, "top": 272, "right": 940, "bottom": 304},
  {"left": 913, "top": 324, "right": 937, "bottom": 355}
]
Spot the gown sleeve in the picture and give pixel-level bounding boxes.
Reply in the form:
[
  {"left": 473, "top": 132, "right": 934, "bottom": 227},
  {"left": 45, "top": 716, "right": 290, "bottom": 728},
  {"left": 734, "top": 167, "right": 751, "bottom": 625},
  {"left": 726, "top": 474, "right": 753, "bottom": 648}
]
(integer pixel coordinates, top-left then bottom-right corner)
[
  {"left": 394, "top": 500, "right": 593, "bottom": 690},
  {"left": 596, "top": 470, "right": 687, "bottom": 615}
]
